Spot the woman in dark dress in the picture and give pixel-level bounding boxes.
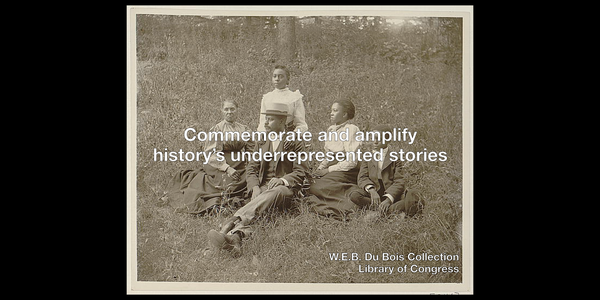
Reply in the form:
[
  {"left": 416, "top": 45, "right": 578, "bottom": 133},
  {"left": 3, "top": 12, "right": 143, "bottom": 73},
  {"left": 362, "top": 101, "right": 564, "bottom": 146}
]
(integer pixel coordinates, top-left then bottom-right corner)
[
  {"left": 162, "top": 100, "right": 254, "bottom": 214},
  {"left": 306, "top": 99, "right": 362, "bottom": 220}
]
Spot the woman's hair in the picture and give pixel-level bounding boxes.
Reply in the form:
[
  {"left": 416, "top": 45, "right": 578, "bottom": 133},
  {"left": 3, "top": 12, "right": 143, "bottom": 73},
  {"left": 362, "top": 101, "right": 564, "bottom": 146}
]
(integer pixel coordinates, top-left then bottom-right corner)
[
  {"left": 222, "top": 99, "right": 239, "bottom": 108},
  {"left": 273, "top": 65, "right": 291, "bottom": 81},
  {"left": 333, "top": 99, "right": 356, "bottom": 120}
]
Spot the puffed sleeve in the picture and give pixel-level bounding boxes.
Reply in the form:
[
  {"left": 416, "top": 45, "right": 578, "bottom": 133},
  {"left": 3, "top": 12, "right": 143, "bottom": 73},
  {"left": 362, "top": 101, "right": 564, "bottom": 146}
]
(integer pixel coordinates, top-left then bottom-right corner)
[
  {"left": 317, "top": 125, "right": 335, "bottom": 170},
  {"left": 291, "top": 91, "right": 308, "bottom": 132},
  {"left": 242, "top": 124, "right": 255, "bottom": 152}
]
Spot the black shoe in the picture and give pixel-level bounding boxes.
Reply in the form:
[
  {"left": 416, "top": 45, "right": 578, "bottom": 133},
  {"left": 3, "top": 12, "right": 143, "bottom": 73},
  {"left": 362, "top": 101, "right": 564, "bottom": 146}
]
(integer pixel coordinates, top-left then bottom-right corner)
[
  {"left": 219, "top": 216, "right": 241, "bottom": 234},
  {"left": 207, "top": 230, "right": 242, "bottom": 257}
]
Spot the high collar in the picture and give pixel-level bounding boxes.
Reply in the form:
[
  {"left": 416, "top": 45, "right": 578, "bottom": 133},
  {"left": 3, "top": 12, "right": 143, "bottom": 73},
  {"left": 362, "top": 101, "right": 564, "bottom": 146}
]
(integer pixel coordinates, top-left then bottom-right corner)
[
  {"left": 273, "top": 87, "right": 290, "bottom": 92},
  {"left": 331, "top": 120, "right": 349, "bottom": 132},
  {"left": 220, "top": 119, "right": 236, "bottom": 127}
]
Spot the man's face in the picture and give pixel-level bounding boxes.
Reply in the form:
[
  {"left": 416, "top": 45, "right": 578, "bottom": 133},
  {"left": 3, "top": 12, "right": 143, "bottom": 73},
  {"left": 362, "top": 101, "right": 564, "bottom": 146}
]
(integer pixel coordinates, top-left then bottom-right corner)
[
  {"left": 371, "top": 130, "right": 386, "bottom": 151},
  {"left": 264, "top": 114, "right": 285, "bottom": 133}
]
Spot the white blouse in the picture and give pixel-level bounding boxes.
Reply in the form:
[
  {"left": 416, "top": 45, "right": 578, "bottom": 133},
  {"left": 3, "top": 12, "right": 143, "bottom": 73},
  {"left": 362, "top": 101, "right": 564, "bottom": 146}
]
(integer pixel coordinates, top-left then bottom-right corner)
[
  {"left": 257, "top": 87, "right": 308, "bottom": 132},
  {"left": 318, "top": 121, "right": 362, "bottom": 172}
]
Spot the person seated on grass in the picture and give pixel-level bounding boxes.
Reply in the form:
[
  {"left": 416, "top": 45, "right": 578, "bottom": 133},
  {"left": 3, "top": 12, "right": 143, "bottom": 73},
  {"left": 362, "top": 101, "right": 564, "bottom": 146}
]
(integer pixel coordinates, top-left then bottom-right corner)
[
  {"left": 349, "top": 124, "right": 425, "bottom": 217},
  {"left": 161, "top": 99, "right": 254, "bottom": 214},
  {"left": 207, "top": 101, "right": 309, "bottom": 257},
  {"left": 305, "top": 99, "right": 362, "bottom": 220}
]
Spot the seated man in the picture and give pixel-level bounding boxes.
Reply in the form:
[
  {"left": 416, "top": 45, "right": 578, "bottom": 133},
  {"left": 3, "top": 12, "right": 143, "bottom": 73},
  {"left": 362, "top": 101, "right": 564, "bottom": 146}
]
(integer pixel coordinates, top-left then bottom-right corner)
[
  {"left": 349, "top": 124, "right": 425, "bottom": 216},
  {"left": 207, "top": 102, "right": 308, "bottom": 257}
]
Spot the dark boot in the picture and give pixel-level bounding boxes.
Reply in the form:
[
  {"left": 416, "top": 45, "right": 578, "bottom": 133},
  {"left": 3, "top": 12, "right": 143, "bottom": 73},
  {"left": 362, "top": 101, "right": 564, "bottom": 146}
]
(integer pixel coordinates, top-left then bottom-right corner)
[
  {"left": 207, "top": 230, "right": 243, "bottom": 257},
  {"left": 219, "top": 216, "right": 241, "bottom": 234}
]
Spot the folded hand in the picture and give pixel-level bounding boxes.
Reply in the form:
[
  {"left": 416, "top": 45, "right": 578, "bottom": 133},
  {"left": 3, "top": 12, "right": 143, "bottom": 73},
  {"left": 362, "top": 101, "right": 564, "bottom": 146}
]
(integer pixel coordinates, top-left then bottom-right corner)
[
  {"left": 226, "top": 167, "right": 240, "bottom": 181},
  {"left": 267, "top": 177, "right": 284, "bottom": 190}
]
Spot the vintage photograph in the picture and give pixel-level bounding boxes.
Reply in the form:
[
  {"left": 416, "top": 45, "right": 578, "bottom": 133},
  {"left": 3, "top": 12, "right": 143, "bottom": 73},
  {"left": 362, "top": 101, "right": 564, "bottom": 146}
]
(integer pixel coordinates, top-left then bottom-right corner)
[{"left": 127, "top": 6, "right": 473, "bottom": 294}]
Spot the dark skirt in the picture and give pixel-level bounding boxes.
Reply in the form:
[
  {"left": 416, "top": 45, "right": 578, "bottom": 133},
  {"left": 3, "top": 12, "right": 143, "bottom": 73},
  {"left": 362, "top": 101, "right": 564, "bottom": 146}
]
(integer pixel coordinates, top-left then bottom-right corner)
[
  {"left": 163, "top": 151, "right": 247, "bottom": 214},
  {"left": 306, "top": 165, "right": 360, "bottom": 220}
]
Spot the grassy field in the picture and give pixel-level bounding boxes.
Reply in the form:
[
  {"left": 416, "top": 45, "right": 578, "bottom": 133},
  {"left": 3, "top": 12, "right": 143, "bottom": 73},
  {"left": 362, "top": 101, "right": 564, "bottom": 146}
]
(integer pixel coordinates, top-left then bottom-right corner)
[{"left": 134, "top": 14, "right": 463, "bottom": 284}]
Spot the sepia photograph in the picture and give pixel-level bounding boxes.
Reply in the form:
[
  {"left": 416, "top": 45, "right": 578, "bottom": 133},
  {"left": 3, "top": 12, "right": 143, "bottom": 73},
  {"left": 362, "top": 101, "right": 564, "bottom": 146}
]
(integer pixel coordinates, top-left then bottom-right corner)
[{"left": 127, "top": 5, "right": 473, "bottom": 294}]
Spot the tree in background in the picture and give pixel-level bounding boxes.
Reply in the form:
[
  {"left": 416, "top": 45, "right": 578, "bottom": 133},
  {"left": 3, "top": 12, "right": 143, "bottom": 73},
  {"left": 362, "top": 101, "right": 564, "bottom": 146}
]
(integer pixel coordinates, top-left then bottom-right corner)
[
  {"left": 276, "top": 16, "right": 297, "bottom": 66},
  {"left": 136, "top": 14, "right": 462, "bottom": 67}
]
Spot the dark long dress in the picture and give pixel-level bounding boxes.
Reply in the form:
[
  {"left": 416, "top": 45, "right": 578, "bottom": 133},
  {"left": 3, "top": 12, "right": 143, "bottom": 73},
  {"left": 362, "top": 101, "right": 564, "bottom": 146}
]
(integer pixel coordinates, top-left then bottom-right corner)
[
  {"left": 305, "top": 122, "right": 362, "bottom": 220},
  {"left": 162, "top": 120, "right": 254, "bottom": 214},
  {"left": 306, "top": 165, "right": 360, "bottom": 220}
]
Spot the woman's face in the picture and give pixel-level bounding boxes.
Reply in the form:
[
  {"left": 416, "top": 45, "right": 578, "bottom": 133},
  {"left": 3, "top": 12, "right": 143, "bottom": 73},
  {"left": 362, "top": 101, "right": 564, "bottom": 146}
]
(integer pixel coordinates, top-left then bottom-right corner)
[
  {"left": 330, "top": 103, "right": 348, "bottom": 125},
  {"left": 222, "top": 101, "right": 237, "bottom": 122},
  {"left": 272, "top": 69, "right": 289, "bottom": 89}
]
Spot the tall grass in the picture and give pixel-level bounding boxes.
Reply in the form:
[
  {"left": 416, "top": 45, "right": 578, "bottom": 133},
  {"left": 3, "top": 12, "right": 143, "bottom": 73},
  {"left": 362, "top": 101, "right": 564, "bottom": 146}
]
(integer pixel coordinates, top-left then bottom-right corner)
[{"left": 135, "top": 14, "right": 463, "bottom": 283}]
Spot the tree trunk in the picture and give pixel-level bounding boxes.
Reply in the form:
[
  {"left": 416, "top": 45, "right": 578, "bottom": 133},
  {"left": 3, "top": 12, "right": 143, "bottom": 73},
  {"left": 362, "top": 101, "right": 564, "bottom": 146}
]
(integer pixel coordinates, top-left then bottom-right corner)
[{"left": 277, "top": 16, "right": 296, "bottom": 65}]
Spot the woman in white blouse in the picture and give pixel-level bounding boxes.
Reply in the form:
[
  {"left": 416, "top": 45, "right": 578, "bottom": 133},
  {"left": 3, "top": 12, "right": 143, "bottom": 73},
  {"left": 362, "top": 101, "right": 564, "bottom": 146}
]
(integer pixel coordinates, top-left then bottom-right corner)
[
  {"left": 306, "top": 99, "right": 362, "bottom": 220},
  {"left": 256, "top": 65, "right": 308, "bottom": 133}
]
